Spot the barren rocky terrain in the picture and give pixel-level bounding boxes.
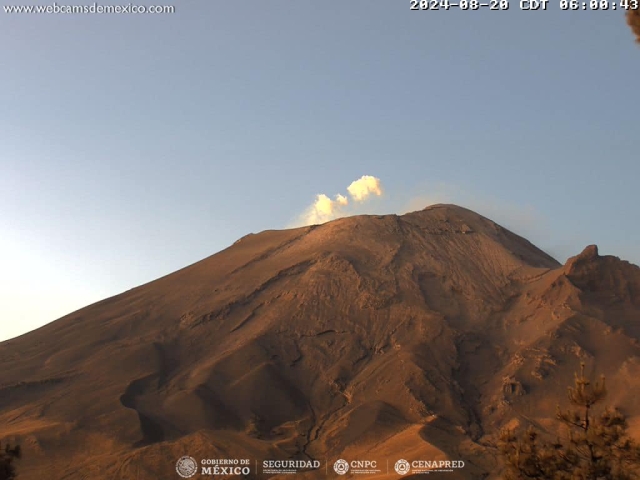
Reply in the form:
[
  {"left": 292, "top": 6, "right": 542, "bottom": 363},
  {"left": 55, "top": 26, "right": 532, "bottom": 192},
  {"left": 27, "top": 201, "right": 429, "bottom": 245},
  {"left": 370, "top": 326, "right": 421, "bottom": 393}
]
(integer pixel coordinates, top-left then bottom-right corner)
[{"left": 1, "top": 204, "right": 639, "bottom": 479}]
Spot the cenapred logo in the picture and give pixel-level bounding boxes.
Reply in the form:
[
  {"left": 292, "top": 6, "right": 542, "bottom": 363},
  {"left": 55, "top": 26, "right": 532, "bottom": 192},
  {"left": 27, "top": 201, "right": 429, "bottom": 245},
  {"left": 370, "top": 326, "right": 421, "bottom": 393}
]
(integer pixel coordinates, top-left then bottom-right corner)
[
  {"left": 394, "top": 458, "right": 465, "bottom": 475},
  {"left": 333, "top": 459, "right": 350, "bottom": 475},
  {"left": 175, "top": 456, "right": 198, "bottom": 478},
  {"left": 394, "top": 459, "right": 411, "bottom": 476}
]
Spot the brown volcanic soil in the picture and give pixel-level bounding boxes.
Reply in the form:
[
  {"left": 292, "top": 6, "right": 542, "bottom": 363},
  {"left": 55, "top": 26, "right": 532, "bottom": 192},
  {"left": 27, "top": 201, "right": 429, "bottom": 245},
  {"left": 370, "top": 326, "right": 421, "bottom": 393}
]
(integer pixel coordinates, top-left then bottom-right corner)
[{"left": 1, "top": 204, "right": 640, "bottom": 479}]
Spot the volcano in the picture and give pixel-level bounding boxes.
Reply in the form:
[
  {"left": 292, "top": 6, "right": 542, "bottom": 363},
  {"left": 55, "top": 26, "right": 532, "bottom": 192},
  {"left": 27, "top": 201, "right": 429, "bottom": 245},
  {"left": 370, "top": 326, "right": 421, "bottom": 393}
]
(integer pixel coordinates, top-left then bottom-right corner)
[{"left": 1, "top": 204, "right": 640, "bottom": 479}]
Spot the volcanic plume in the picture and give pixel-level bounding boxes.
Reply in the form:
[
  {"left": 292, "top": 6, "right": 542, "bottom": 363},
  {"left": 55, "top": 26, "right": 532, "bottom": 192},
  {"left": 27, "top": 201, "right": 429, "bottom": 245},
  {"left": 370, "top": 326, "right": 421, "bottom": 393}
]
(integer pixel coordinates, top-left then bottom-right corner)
[
  {"left": 1, "top": 204, "right": 639, "bottom": 479},
  {"left": 297, "top": 175, "right": 383, "bottom": 226}
]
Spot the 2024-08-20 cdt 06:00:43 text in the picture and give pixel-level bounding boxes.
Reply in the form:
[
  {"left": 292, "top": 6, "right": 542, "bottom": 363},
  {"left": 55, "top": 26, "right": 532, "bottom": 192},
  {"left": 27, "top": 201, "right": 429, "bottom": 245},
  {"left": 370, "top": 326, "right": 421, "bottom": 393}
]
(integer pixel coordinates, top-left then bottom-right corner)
[{"left": 410, "top": 0, "right": 638, "bottom": 10}]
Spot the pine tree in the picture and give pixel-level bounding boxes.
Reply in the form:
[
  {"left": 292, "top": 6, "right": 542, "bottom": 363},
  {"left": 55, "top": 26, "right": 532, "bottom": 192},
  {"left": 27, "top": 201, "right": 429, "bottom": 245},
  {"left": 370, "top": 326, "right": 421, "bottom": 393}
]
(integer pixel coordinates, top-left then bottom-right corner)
[
  {"left": 0, "top": 441, "right": 21, "bottom": 480},
  {"left": 499, "top": 363, "right": 640, "bottom": 480}
]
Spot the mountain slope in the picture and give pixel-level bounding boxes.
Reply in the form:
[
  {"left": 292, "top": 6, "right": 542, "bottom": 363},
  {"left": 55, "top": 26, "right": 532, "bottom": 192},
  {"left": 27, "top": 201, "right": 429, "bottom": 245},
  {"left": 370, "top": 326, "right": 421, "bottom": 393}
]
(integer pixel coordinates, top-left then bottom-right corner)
[{"left": 1, "top": 204, "right": 639, "bottom": 479}]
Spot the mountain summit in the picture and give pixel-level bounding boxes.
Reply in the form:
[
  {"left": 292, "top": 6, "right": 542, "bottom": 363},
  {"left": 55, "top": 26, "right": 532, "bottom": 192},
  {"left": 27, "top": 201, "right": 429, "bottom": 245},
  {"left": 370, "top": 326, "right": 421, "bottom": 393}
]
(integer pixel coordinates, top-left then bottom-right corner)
[{"left": 1, "top": 205, "right": 639, "bottom": 479}]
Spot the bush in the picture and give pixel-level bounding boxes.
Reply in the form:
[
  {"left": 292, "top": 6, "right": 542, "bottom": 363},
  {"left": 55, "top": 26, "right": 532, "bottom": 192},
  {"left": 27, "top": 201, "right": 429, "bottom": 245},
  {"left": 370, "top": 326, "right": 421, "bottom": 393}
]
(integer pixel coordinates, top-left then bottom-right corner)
[
  {"left": 499, "top": 363, "right": 640, "bottom": 480},
  {"left": 0, "top": 442, "right": 21, "bottom": 480}
]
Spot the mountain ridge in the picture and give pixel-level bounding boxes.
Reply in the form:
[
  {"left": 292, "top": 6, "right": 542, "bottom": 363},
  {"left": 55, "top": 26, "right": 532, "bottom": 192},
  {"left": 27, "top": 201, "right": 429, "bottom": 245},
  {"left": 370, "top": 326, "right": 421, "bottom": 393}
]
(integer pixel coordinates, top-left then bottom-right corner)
[{"left": 1, "top": 204, "right": 639, "bottom": 479}]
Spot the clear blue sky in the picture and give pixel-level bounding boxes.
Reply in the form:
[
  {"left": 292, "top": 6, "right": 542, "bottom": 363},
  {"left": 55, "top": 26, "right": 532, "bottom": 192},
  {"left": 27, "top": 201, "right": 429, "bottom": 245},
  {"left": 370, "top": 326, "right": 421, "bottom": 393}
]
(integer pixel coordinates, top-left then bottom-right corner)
[{"left": 1, "top": 1, "right": 638, "bottom": 341}]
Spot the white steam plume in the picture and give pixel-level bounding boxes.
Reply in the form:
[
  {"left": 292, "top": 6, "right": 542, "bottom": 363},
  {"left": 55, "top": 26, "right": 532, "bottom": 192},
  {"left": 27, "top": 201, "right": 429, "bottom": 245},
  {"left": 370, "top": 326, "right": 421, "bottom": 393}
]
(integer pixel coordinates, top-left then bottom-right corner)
[
  {"left": 347, "top": 175, "right": 383, "bottom": 201},
  {"left": 294, "top": 175, "right": 383, "bottom": 226},
  {"left": 305, "top": 193, "right": 349, "bottom": 224}
]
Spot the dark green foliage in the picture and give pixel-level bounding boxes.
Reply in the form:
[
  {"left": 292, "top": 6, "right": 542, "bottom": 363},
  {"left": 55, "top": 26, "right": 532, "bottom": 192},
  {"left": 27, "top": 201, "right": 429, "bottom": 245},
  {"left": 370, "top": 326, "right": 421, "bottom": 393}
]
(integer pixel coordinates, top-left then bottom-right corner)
[
  {"left": 0, "top": 442, "right": 21, "bottom": 480},
  {"left": 499, "top": 363, "right": 640, "bottom": 480},
  {"left": 499, "top": 426, "right": 575, "bottom": 479}
]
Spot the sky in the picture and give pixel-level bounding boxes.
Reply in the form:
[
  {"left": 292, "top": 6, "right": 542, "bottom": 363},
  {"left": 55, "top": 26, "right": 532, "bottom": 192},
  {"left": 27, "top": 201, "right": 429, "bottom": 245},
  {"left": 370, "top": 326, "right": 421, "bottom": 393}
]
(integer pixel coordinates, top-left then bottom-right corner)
[{"left": 1, "top": 1, "right": 638, "bottom": 341}]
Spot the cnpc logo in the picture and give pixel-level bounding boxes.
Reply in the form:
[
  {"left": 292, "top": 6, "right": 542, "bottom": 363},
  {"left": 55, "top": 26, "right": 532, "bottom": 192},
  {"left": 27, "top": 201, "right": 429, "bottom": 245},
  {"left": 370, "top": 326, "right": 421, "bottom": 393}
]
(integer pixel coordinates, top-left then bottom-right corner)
[
  {"left": 333, "top": 459, "right": 349, "bottom": 475},
  {"left": 333, "top": 459, "right": 378, "bottom": 475}
]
